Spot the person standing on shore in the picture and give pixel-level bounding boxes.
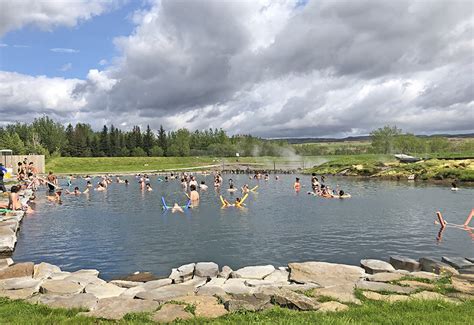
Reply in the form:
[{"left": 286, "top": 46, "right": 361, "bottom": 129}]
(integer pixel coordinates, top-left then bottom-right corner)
[{"left": 0, "top": 163, "right": 8, "bottom": 193}]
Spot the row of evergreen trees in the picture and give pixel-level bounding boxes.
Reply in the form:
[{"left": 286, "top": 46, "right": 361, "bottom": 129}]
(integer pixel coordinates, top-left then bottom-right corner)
[{"left": 0, "top": 116, "right": 290, "bottom": 157}]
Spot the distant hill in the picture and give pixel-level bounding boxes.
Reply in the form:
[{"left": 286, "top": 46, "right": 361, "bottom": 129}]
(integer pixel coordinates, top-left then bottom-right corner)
[{"left": 274, "top": 133, "right": 474, "bottom": 144}]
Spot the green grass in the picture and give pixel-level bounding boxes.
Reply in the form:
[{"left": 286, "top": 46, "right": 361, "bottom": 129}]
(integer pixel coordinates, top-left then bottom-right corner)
[{"left": 1, "top": 297, "right": 472, "bottom": 324}]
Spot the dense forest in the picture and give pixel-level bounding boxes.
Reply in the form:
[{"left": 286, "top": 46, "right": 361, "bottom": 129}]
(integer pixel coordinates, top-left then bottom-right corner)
[{"left": 0, "top": 117, "right": 472, "bottom": 157}]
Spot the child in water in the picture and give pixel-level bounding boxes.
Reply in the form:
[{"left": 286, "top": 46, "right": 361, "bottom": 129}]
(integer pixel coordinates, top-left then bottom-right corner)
[{"left": 293, "top": 178, "right": 301, "bottom": 192}]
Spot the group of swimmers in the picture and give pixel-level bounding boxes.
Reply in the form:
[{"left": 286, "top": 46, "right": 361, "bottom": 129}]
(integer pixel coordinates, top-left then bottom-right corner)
[{"left": 292, "top": 173, "right": 351, "bottom": 199}]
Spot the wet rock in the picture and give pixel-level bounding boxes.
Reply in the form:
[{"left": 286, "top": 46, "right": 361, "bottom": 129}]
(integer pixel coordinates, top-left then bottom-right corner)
[
  {"left": 389, "top": 255, "right": 421, "bottom": 272},
  {"left": 360, "top": 259, "right": 395, "bottom": 274},
  {"left": 118, "top": 272, "right": 159, "bottom": 282},
  {"left": 135, "top": 284, "right": 195, "bottom": 302},
  {"left": 270, "top": 288, "right": 320, "bottom": 311},
  {"left": 399, "top": 280, "right": 436, "bottom": 290},
  {"left": 367, "top": 272, "right": 405, "bottom": 283},
  {"left": 317, "top": 301, "right": 349, "bottom": 312},
  {"left": 441, "top": 257, "right": 473, "bottom": 270},
  {"left": 81, "top": 297, "right": 160, "bottom": 320},
  {"left": 0, "top": 277, "right": 41, "bottom": 290},
  {"left": 195, "top": 262, "right": 219, "bottom": 278},
  {"left": 85, "top": 282, "right": 126, "bottom": 299},
  {"left": 312, "top": 284, "right": 361, "bottom": 304},
  {"left": 30, "top": 293, "right": 98, "bottom": 310},
  {"left": 33, "top": 263, "right": 61, "bottom": 280},
  {"left": 0, "top": 262, "right": 34, "bottom": 280},
  {"left": 109, "top": 280, "right": 143, "bottom": 288},
  {"left": 466, "top": 258, "right": 474, "bottom": 264},
  {"left": 218, "top": 266, "right": 233, "bottom": 279},
  {"left": 152, "top": 304, "right": 193, "bottom": 323},
  {"left": 419, "top": 257, "right": 459, "bottom": 275},
  {"left": 174, "top": 295, "right": 228, "bottom": 318},
  {"left": 40, "top": 279, "right": 85, "bottom": 295},
  {"left": 289, "top": 262, "right": 365, "bottom": 287},
  {"left": 224, "top": 293, "right": 272, "bottom": 312},
  {"left": 451, "top": 275, "right": 474, "bottom": 294},
  {"left": 362, "top": 291, "right": 410, "bottom": 303},
  {"left": 356, "top": 280, "right": 415, "bottom": 294},
  {"left": 222, "top": 278, "right": 255, "bottom": 295},
  {"left": 232, "top": 265, "right": 275, "bottom": 280}
]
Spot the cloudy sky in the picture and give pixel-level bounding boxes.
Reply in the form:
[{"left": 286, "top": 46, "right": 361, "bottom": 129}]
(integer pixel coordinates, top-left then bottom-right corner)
[{"left": 0, "top": 0, "right": 473, "bottom": 138}]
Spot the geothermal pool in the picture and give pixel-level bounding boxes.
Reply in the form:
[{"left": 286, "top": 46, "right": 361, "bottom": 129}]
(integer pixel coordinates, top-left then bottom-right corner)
[{"left": 13, "top": 174, "right": 473, "bottom": 280}]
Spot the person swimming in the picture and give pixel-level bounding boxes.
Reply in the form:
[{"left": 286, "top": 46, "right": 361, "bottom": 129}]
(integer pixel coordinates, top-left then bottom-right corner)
[
  {"left": 145, "top": 183, "right": 153, "bottom": 191},
  {"left": 95, "top": 183, "right": 106, "bottom": 191},
  {"left": 171, "top": 203, "right": 184, "bottom": 213},
  {"left": 228, "top": 183, "right": 237, "bottom": 192},
  {"left": 47, "top": 190, "right": 62, "bottom": 203},
  {"left": 293, "top": 177, "right": 301, "bottom": 192},
  {"left": 66, "top": 187, "right": 85, "bottom": 195},
  {"left": 242, "top": 184, "right": 250, "bottom": 194},
  {"left": 199, "top": 181, "right": 208, "bottom": 190},
  {"left": 189, "top": 184, "right": 200, "bottom": 205}
]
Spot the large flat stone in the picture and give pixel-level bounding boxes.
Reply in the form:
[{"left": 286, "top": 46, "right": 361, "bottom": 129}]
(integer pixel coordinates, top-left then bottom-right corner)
[
  {"left": 64, "top": 273, "right": 106, "bottom": 286},
  {"left": 451, "top": 275, "right": 474, "bottom": 294},
  {"left": 174, "top": 295, "right": 228, "bottom": 318},
  {"left": 222, "top": 278, "right": 255, "bottom": 295},
  {"left": 0, "top": 287, "right": 38, "bottom": 299},
  {"left": 362, "top": 291, "right": 410, "bottom": 303},
  {"left": 195, "top": 262, "right": 219, "bottom": 278},
  {"left": 85, "top": 282, "right": 126, "bottom": 299},
  {"left": 0, "top": 277, "right": 41, "bottom": 290},
  {"left": 119, "top": 286, "right": 146, "bottom": 298},
  {"left": 40, "top": 279, "right": 85, "bottom": 295},
  {"left": 180, "top": 276, "right": 207, "bottom": 288},
  {"left": 409, "top": 271, "right": 439, "bottom": 281},
  {"left": 360, "top": 259, "right": 395, "bottom": 274},
  {"left": 34, "top": 263, "right": 61, "bottom": 280},
  {"left": 398, "top": 280, "right": 435, "bottom": 290},
  {"left": 459, "top": 266, "right": 474, "bottom": 275},
  {"left": 419, "top": 257, "right": 459, "bottom": 275},
  {"left": 140, "top": 278, "right": 172, "bottom": 291},
  {"left": 312, "top": 284, "right": 361, "bottom": 304},
  {"left": 224, "top": 293, "right": 272, "bottom": 312},
  {"left": 269, "top": 288, "right": 320, "bottom": 311},
  {"left": 411, "top": 291, "right": 458, "bottom": 303},
  {"left": 263, "top": 269, "right": 289, "bottom": 283},
  {"left": 356, "top": 280, "right": 415, "bottom": 294},
  {"left": 317, "top": 301, "right": 349, "bottom": 312},
  {"left": 0, "top": 262, "right": 34, "bottom": 280},
  {"left": 389, "top": 255, "right": 421, "bottom": 272},
  {"left": 196, "top": 278, "right": 226, "bottom": 296},
  {"left": 289, "top": 262, "right": 365, "bottom": 287},
  {"left": 441, "top": 257, "right": 473, "bottom": 270},
  {"left": 109, "top": 280, "right": 143, "bottom": 288},
  {"left": 368, "top": 272, "right": 405, "bottom": 283},
  {"left": 232, "top": 265, "right": 275, "bottom": 280},
  {"left": 135, "top": 284, "right": 195, "bottom": 302},
  {"left": 30, "top": 293, "right": 98, "bottom": 310},
  {"left": 152, "top": 303, "right": 193, "bottom": 323},
  {"left": 81, "top": 297, "right": 160, "bottom": 320}
]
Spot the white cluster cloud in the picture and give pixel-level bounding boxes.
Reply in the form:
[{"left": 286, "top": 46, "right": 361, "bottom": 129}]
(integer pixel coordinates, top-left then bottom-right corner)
[
  {"left": 0, "top": 0, "right": 473, "bottom": 137},
  {"left": 0, "top": 0, "right": 115, "bottom": 36}
]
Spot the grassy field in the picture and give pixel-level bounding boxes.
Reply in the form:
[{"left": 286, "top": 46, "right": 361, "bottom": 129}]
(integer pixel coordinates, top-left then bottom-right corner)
[
  {"left": 44, "top": 154, "right": 474, "bottom": 182},
  {"left": 0, "top": 297, "right": 472, "bottom": 324}
]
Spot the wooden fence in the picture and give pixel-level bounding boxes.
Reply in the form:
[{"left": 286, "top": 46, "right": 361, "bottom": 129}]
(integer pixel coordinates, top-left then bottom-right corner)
[{"left": 0, "top": 155, "right": 45, "bottom": 174}]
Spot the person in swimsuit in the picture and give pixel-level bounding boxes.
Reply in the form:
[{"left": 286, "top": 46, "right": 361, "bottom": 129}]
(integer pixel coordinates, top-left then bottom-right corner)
[
  {"left": 293, "top": 178, "right": 301, "bottom": 192},
  {"left": 0, "top": 163, "right": 7, "bottom": 193},
  {"left": 171, "top": 203, "right": 184, "bottom": 213},
  {"left": 146, "top": 183, "right": 153, "bottom": 191},
  {"left": 189, "top": 184, "right": 200, "bottom": 205},
  {"left": 46, "top": 171, "right": 58, "bottom": 193}
]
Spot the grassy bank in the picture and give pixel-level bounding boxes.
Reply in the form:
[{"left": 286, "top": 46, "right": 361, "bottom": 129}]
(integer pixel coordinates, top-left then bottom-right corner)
[{"left": 0, "top": 297, "right": 472, "bottom": 324}]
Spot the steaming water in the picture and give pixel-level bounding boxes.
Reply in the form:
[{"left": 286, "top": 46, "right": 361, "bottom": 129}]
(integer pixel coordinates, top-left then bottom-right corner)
[{"left": 13, "top": 175, "right": 473, "bottom": 280}]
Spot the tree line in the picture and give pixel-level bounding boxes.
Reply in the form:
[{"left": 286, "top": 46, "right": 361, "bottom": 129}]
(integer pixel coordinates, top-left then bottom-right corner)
[
  {"left": 0, "top": 116, "right": 290, "bottom": 157},
  {"left": 0, "top": 118, "right": 471, "bottom": 157}
]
